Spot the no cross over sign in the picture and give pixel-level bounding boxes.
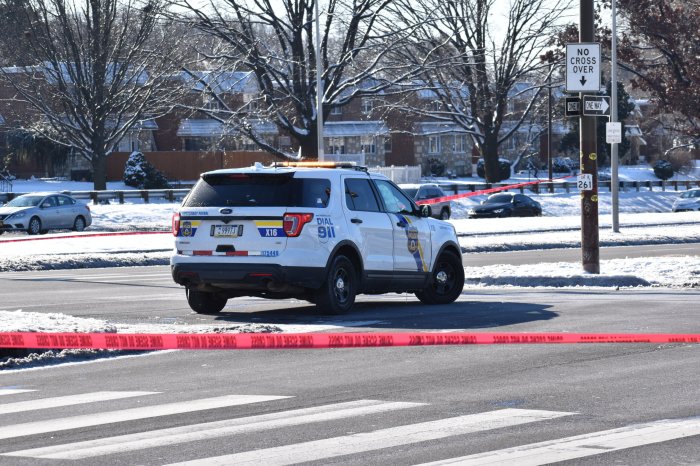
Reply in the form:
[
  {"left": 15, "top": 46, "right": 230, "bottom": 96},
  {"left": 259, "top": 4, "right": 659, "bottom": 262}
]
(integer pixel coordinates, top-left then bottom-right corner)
[{"left": 565, "top": 43, "right": 601, "bottom": 93}]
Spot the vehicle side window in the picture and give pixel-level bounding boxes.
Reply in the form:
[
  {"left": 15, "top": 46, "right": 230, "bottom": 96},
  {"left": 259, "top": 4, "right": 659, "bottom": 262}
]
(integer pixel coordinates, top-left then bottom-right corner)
[
  {"left": 345, "top": 178, "right": 380, "bottom": 212},
  {"left": 57, "top": 196, "right": 74, "bottom": 206},
  {"left": 374, "top": 179, "right": 414, "bottom": 214},
  {"left": 43, "top": 196, "right": 57, "bottom": 207}
]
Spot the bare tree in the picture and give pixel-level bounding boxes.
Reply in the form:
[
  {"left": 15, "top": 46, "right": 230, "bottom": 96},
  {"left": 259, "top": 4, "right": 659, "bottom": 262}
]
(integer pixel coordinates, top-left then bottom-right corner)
[
  {"left": 0, "top": 0, "right": 185, "bottom": 189},
  {"left": 388, "top": 0, "right": 574, "bottom": 182},
  {"left": 173, "top": 0, "right": 422, "bottom": 159}
]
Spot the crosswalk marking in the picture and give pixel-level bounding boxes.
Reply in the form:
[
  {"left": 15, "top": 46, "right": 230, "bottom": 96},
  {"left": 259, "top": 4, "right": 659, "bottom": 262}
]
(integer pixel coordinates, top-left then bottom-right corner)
[
  {"left": 416, "top": 416, "right": 700, "bottom": 465},
  {"left": 4, "top": 399, "right": 424, "bottom": 460},
  {"left": 0, "top": 391, "right": 157, "bottom": 415},
  {"left": 0, "top": 394, "right": 290, "bottom": 441},
  {"left": 163, "top": 408, "right": 575, "bottom": 466},
  {"left": 0, "top": 389, "right": 36, "bottom": 396}
]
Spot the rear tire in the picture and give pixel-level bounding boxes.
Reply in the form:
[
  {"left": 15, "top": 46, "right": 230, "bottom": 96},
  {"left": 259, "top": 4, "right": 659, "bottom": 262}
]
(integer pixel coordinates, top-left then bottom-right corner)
[
  {"left": 440, "top": 208, "right": 450, "bottom": 220},
  {"left": 73, "top": 216, "right": 86, "bottom": 231},
  {"left": 416, "top": 251, "right": 464, "bottom": 305},
  {"left": 315, "top": 254, "right": 356, "bottom": 315},
  {"left": 27, "top": 217, "right": 42, "bottom": 235},
  {"left": 186, "top": 288, "right": 227, "bottom": 314}
]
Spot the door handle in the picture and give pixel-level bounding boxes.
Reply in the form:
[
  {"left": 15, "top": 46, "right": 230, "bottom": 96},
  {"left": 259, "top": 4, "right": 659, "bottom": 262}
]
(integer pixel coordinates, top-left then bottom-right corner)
[{"left": 351, "top": 218, "right": 363, "bottom": 224}]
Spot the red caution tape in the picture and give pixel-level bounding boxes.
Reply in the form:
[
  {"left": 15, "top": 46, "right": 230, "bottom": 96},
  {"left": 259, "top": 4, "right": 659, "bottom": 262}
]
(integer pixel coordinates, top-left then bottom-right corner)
[
  {"left": 1, "top": 332, "right": 699, "bottom": 351},
  {"left": 416, "top": 175, "right": 575, "bottom": 205}
]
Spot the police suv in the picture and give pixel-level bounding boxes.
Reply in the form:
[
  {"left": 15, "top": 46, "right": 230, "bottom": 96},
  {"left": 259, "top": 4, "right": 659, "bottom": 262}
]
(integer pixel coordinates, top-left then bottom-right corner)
[{"left": 171, "top": 162, "right": 464, "bottom": 314}]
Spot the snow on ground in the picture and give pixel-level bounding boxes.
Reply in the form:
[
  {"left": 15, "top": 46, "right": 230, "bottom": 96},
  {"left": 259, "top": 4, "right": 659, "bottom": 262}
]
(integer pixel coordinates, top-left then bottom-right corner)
[{"left": 1, "top": 166, "right": 699, "bottom": 369}]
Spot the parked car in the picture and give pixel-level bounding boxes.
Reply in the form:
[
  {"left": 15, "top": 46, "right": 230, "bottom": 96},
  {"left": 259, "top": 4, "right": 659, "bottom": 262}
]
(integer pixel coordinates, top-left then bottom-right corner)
[
  {"left": 0, "top": 192, "right": 92, "bottom": 235},
  {"left": 672, "top": 188, "right": 700, "bottom": 212},
  {"left": 468, "top": 193, "right": 542, "bottom": 218},
  {"left": 171, "top": 163, "right": 464, "bottom": 315},
  {"left": 399, "top": 183, "right": 451, "bottom": 220}
]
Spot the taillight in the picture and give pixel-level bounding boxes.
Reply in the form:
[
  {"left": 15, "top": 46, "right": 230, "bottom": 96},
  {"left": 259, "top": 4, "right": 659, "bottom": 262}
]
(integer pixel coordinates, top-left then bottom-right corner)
[
  {"left": 172, "top": 212, "right": 181, "bottom": 236},
  {"left": 283, "top": 213, "right": 314, "bottom": 237}
]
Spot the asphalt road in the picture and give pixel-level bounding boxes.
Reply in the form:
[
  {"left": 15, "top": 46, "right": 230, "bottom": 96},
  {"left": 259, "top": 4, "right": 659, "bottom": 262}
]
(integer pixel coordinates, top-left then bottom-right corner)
[{"left": 1, "top": 244, "right": 699, "bottom": 465}]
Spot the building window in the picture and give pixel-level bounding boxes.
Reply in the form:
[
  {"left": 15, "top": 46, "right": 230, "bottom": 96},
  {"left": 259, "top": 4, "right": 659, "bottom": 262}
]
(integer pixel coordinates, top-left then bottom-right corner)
[
  {"left": 361, "top": 98, "right": 374, "bottom": 114},
  {"left": 384, "top": 136, "right": 392, "bottom": 153},
  {"left": 202, "top": 94, "right": 222, "bottom": 111},
  {"left": 328, "top": 137, "right": 345, "bottom": 154},
  {"left": 244, "top": 93, "right": 259, "bottom": 112},
  {"left": 361, "top": 136, "right": 376, "bottom": 154},
  {"left": 428, "top": 135, "right": 441, "bottom": 154},
  {"left": 453, "top": 134, "right": 467, "bottom": 153},
  {"left": 330, "top": 106, "right": 342, "bottom": 115}
]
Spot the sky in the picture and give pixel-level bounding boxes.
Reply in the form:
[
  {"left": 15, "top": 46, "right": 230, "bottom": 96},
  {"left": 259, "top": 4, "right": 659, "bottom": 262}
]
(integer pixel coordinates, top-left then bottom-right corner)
[{"left": 0, "top": 164, "right": 699, "bottom": 369}]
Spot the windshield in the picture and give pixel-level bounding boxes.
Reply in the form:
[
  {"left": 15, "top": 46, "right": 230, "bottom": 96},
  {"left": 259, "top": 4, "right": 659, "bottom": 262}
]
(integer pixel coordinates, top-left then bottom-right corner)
[
  {"left": 6, "top": 195, "right": 44, "bottom": 207},
  {"left": 485, "top": 194, "right": 513, "bottom": 204}
]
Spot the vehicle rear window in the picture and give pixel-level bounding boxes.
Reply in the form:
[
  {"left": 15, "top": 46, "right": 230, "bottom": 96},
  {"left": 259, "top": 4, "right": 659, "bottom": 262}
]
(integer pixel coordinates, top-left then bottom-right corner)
[
  {"left": 184, "top": 173, "right": 331, "bottom": 208},
  {"left": 486, "top": 194, "right": 513, "bottom": 204}
]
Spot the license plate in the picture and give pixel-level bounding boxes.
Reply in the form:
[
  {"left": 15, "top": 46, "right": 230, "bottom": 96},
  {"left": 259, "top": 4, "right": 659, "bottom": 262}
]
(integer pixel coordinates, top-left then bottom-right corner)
[{"left": 212, "top": 224, "right": 243, "bottom": 237}]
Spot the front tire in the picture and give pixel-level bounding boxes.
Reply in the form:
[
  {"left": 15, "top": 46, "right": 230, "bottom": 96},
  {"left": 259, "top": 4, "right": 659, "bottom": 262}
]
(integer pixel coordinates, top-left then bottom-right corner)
[
  {"left": 186, "top": 288, "right": 227, "bottom": 314},
  {"left": 315, "top": 254, "right": 356, "bottom": 315},
  {"left": 416, "top": 251, "right": 464, "bottom": 305},
  {"left": 27, "top": 217, "right": 42, "bottom": 235}
]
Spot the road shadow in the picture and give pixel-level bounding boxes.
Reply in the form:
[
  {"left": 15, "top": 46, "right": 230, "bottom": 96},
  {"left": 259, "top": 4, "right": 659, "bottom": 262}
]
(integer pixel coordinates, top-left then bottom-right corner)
[{"left": 211, "top": 297, "right": 558, "bottom": 331}]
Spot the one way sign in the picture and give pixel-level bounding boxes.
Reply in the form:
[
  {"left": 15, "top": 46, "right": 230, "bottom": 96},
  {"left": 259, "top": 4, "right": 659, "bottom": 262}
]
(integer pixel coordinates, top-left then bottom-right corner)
[
  {"left": 582, "top": 95, "right": 610, "bottom": 116},
  {"left": 566, "top": 43, "right": 601, "bottom": 93}
]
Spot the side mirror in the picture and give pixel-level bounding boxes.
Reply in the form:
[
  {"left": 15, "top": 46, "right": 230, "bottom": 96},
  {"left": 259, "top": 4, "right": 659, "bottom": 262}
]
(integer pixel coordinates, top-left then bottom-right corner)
[{"left": 420, "top": 204, "right": 432, "bottom": 218}]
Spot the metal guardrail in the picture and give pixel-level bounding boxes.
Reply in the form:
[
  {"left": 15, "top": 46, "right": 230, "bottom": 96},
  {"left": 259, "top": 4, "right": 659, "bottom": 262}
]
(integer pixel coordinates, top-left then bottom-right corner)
[{"left": 0, "top": 179, "right": 698, "bottom": 205}]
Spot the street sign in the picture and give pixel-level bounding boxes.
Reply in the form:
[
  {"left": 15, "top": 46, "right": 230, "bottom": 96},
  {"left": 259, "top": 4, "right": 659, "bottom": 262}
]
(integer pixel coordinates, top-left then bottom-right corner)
[
  {"left": 582, "top": 95, "right": 610, "bottom": 116},
  {"left": 577, "top": 173, "right": 593, "bottom": 191},
  {"left": 565, "top": 43, "right": 601, "bottom": 93},
  {"left": 565, "top": 97, "right": 581, "bottom": 117},
  {"left": 606, "top": 122, "right": 622, "bottom": 144}
]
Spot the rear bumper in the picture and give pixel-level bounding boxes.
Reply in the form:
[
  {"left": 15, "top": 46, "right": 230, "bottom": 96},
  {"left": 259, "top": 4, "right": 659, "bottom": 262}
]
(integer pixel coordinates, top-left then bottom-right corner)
[{"left": 171, "top": 262, "right": 327, "bottom": 291}]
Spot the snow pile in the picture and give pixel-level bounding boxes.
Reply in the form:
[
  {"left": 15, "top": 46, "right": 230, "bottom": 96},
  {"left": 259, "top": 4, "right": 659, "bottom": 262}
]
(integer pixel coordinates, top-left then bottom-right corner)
[{"left": 464, "top": 257, "right": 700, "bottom": 288}]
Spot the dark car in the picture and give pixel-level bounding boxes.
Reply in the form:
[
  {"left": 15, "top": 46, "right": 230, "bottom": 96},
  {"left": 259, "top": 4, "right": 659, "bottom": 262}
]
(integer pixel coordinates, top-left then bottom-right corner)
[
  {"left": 0, "top": 192, "right": 92, "bottom": 235},
  {"left": 399, "top": 183, "right": 451, "bottom": 220},
  {"left": 468, "top": 192, "right": 542, "bottom": 218}
]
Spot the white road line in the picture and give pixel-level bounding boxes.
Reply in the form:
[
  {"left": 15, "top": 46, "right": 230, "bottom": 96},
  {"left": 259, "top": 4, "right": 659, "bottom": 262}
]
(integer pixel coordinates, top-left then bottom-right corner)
[
  {"left": 417, "top": 416, "right": 700, "bottom": 465},
  {"left": 163, "top": 408, "right": 574, "bottom": 466},
  {"left": 0, "top": 389, "right": 36, "bottom": 396},
  {"left": 5, "top": 399, "right": 424, "bottom": 460},
  {"left": 0, "top": 394, "right": 290, "bottom": 441},
  {"left": 0, "top": 391, "right": 157, "bottom": 415}
]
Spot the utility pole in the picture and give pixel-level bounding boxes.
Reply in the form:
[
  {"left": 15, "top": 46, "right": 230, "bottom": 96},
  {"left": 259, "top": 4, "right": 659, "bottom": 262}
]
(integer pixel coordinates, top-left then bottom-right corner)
[
  {"left": 547, "top": 64, "right": 553, "bottom": 191},
  {"left": 579, "top": 0, "right": 600, "bottom": 273},
  {"left": 315, "top": 0, "right": 325, "bottom": 162}
]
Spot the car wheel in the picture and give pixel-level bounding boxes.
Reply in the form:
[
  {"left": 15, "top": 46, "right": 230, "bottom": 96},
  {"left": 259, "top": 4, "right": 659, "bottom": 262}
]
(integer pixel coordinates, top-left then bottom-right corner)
[
  {"left": 72, "top": 216, "right": 86, "bottom": 231},
  {"left": 416, "top": 251, "right": 464, "bottom": 305},
  {"left": 315, "top": 254, "right": 356, "bottom": 315},
  {"left": 186, "top": 288, "right": 227, "bottom": 314},
  {"left": 27, "top": 217, "right": 42, "bottom": 235},
  {"left": 440, "top": 208, "right": 450, "bottom": 220}
]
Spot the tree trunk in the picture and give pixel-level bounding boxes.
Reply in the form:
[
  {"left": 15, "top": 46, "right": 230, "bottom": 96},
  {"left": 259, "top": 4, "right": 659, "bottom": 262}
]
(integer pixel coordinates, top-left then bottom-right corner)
[
  {"left": 298, "top": 128, "right": 319, "bottom": 160},
  {"left": 92, "top": 155, "right": 107, "bottom": 191},
  {"left": 482, "top": 132, "right": 501, "bottom": 183}
]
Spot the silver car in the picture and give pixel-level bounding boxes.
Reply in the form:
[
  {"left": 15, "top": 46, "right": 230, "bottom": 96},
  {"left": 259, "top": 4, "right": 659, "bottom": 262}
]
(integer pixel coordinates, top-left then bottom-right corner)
[
  {"left": 399, "top": 183, "right": 452, "bottom": 220},
  {"left": 0, "top": 192, "right": 92, "bottom": 235},
  {"left": 672, "top": 188, "right": 700, "bottom": 212}
]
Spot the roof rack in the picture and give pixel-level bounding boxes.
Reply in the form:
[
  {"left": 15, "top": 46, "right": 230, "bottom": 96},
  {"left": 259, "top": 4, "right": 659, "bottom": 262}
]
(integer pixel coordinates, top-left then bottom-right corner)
[{"left": 270, "top": 161, "right": 368, "bottom": 172}]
